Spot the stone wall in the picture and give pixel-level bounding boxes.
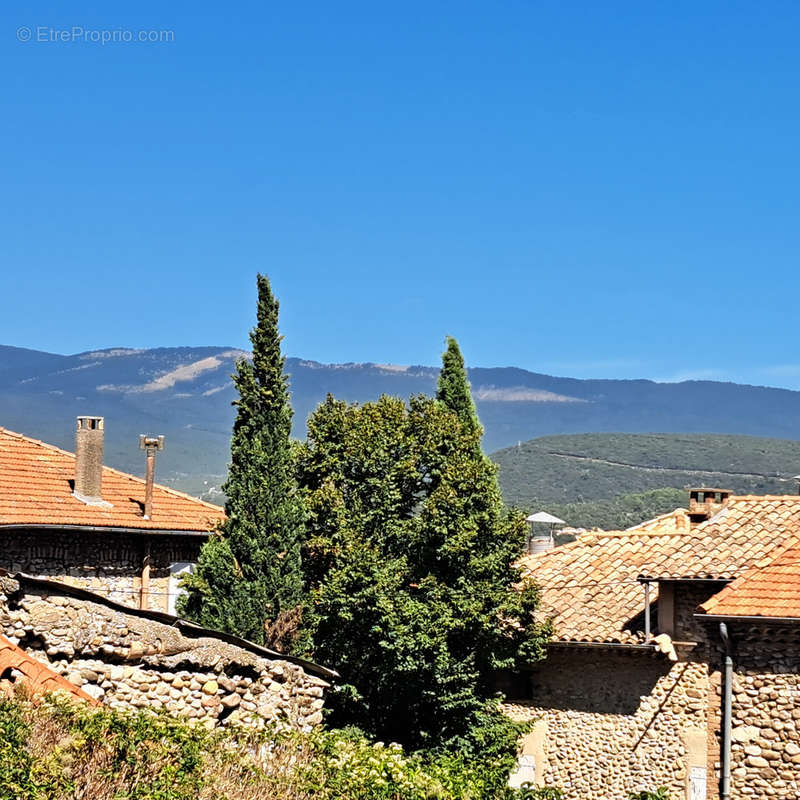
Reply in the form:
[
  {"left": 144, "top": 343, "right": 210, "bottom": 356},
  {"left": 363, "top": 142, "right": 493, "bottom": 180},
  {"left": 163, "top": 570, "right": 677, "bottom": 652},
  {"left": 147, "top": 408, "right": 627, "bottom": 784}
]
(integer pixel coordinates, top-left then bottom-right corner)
[
  {"left": 720, "top": 624, "right": 800, "bottom": 800},
  {"left": 499, "top": 584, "right": 800, "bottom": 800},
  {"left": 0, "top": 574, "right": 329, "bottom": 731},
  {"left": 0, "top": 529, "right": 204, "bottom": 613},
  {"left": 502, "top": 647, "right": 710, "bottom": 800}
]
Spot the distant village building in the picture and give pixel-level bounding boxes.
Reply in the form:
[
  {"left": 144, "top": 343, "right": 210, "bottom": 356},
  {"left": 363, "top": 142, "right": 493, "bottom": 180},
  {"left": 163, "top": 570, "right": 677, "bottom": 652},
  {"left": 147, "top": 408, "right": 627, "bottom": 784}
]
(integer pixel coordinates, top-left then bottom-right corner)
[
  {"left": 0, "top": 417, "right": 223, "bottom": 613},
  {"left": 507, "top": 490, "right": 800, "bottom": 800}
]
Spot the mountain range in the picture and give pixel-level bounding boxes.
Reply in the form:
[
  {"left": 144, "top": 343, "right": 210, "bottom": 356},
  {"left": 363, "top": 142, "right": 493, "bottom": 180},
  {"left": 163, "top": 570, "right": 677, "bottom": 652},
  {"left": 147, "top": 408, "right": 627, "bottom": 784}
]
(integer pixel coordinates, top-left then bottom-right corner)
[{"left": 3, "top": 344, "right": 800, "bottom": 499}]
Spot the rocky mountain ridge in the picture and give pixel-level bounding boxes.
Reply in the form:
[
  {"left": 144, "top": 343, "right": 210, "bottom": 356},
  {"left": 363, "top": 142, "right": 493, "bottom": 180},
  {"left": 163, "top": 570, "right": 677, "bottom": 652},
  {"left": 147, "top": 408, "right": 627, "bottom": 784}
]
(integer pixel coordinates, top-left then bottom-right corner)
[{"left": 3, "top": 344, "right": 800, "bottom": 498}]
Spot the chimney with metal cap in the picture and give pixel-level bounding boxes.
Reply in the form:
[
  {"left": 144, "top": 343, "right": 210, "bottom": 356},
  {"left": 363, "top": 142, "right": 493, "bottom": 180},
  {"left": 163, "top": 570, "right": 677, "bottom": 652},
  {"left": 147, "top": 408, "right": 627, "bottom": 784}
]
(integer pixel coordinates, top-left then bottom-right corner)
[
  {"left": 525, "top": 511, "right": 566, "bottom": 554},
  {"left": 139, "top": 434, "right": 165, "bottom": 520},
  {"left": 74, "top": 416, "right": 105, "bottom": 504}
]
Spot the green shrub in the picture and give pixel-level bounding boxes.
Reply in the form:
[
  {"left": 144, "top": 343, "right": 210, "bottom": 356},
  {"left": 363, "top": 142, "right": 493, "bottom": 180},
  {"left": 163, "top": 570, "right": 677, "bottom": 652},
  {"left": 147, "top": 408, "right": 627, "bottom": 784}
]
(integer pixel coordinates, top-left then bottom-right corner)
[
  {"left": 0, "top": 694, "right": 66, "bottom": 799},
  {"left": 0, "top": 695, "right": 562, "bottom": 800},
  {"left": 628, "top": 789, "right": 671, "bottom": 800}
]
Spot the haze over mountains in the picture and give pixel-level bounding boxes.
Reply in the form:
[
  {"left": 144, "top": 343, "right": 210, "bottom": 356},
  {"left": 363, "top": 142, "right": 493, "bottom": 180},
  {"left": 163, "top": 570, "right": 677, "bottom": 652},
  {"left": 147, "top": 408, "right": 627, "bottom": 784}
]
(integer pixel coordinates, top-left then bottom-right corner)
[{"left": 3, "top": 344, "right": 800, "bottom": 499}]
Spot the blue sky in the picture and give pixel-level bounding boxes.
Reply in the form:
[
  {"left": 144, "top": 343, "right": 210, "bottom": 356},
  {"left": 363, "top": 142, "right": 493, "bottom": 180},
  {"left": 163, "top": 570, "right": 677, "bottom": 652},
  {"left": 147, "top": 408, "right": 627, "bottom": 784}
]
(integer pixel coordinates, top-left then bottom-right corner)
[{"left": 3, "top": 1, "right": 800, "bottom": 388}]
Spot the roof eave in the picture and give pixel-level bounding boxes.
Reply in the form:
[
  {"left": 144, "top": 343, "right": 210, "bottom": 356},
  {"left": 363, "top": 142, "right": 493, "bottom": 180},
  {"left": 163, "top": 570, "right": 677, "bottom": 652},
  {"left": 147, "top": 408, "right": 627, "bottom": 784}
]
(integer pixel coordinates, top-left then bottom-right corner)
[
  {"left": 694, "top": 612, "right": 800, "bottom": 625},
  {"left": 638, "top": 575, "right": 733, "bottom": 583},
  {"left": 547, "top": 640, "right": 657, "bottom": 652},
  {"left": 0, "top": 523, "right": 212, "bottom": 537}
]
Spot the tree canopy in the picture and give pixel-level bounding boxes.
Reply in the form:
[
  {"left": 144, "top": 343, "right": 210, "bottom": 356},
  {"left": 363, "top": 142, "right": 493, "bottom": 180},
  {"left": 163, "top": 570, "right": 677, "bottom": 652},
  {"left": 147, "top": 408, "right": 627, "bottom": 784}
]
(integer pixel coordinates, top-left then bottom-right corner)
[{"left": 298, "top": 338, "right": 549, "bottom": 755}]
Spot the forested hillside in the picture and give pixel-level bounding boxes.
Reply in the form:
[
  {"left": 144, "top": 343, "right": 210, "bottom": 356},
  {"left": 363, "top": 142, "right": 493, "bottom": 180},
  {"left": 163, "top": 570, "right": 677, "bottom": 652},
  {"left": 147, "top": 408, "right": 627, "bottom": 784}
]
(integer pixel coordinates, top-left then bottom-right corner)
[{"left": 492, "top": 433, "right": 800, "bottom": 529}]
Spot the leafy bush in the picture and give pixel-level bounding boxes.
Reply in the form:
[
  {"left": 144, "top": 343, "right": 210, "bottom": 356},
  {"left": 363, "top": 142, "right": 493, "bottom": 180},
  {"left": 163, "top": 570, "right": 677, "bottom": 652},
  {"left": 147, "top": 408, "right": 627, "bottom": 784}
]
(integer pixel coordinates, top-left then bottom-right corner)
[
  {"left": 628, "top": 789, "right": 671, "bottom": 800},
  {"left": 298, "top": 392, "right": 550, "bottom": 754},
  {"left": 0, "top": 694, "right": 561, "bottom": 800},
  {"left": 0, "top": 695, "right": 68, "bottom": 799}
]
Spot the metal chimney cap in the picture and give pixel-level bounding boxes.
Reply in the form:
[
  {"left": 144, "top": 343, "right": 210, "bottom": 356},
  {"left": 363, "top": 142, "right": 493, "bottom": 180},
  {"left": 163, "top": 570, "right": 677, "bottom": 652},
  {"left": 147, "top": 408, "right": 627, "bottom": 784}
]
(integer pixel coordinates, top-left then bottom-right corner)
[{"left": 526, "top": 511, "right": 566, "bottom": 525}]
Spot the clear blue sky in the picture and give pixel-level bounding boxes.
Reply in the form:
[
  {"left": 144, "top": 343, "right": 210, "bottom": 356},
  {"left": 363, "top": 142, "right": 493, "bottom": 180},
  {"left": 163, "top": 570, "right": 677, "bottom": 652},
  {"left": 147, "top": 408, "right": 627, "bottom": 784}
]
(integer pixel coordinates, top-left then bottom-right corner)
[{"left": 3, "top": 1, "right": 800, "bottom": 387}]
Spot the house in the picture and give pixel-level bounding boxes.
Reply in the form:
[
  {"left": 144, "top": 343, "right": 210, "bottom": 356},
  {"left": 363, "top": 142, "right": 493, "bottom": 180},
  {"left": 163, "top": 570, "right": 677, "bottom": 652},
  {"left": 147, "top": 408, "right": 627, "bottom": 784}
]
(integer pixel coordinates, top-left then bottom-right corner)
[
  {"left": 506, "top": 490, "right": 800, "bottom": 800},
  {"left": 0, "top": 417, "right": 336, "bottom": 729},
  {"left": 0, "top": 417, "right": 223, "bottom": 613}
]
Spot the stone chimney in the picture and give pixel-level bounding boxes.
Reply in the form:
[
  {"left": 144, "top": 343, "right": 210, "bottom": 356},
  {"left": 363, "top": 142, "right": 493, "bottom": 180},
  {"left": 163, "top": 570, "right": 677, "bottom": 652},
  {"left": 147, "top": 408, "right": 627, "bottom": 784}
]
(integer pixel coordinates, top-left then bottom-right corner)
[
  {"left": 74, "top": 416, "right": 105, "bottom": 504},
  {"left": 688, "top": 488, "right": 731, "bottom": 525}
]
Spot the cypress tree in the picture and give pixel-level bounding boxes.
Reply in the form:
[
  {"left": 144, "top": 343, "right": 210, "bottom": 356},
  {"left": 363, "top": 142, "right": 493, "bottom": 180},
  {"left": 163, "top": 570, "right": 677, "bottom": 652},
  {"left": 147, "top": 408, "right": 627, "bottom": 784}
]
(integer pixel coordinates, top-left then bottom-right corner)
[
  {"left": 181, "top": 274, "right": 304, "bottom": 648},
  {"left": 436, "top": 336, "right": 481, "bottom": 439}
]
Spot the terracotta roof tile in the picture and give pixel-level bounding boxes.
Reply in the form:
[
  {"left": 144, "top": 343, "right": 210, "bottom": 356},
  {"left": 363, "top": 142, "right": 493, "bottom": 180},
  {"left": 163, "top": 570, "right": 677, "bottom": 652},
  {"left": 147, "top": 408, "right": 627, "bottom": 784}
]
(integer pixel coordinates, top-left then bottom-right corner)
[
  {"left": 519, "top": 496, "right": 800, "bottom": 643},
  {"left": 0, "top": 634, "right": 100, "bottom": 704},
  {"left": 699, "top": 534, "right": 800, "bottom": 619},
  {"left": 518, "top": 529, "right": 675, "bottom": 644},
  {"left": 0, "top": 427, "right": 223, "bottom": 533},
  {"left": 636, "top": 496, "right": 800, "bottom": 580}
]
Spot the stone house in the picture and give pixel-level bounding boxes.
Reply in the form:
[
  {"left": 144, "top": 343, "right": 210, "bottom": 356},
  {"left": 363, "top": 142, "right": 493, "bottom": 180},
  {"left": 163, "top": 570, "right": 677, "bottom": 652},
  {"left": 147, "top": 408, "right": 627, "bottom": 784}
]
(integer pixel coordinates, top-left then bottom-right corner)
[
  {"left": 0, "top": 417, "right": 336, "bottom": 730},
  {"left": 0, "top": 418, "right": 223, "bottom": 613},
  {"left": 506, "top": 490, "right": 800, "bottom": 800}
]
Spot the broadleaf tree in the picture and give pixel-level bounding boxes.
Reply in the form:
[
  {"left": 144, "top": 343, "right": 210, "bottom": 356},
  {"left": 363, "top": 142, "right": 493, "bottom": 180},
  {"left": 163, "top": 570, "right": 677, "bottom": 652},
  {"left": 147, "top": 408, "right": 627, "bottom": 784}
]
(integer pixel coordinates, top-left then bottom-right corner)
[
  {"left": 180, "top": 274, "right": 305, "bottom": 649},
  {"left": 298, "top": 338, "right": 550, "bottom": 764}
]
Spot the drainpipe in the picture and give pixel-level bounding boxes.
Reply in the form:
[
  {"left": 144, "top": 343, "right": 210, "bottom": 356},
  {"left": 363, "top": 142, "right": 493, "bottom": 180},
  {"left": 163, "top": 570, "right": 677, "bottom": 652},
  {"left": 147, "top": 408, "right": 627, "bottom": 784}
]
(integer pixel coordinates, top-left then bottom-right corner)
[
  {"left": 719, "top": 622, "right": 733, "bottom": 800},
  {"left": 643, "top": 582, "right": 652, "bottom": 642},
  {"left": 139, "top": 538, "right": 151, "bottom": 611}
]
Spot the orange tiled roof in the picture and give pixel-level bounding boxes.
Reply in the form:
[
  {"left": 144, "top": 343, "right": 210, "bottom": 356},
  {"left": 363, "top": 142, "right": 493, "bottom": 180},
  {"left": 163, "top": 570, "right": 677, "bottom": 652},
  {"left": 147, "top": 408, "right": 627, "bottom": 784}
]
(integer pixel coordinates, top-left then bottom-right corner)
[
  {"left": 519, "top": 529, "right": 676, "bottom": 644},
  {"left": 0, "top": 634, "right": 100, "bottom": 704},
  {"left": 519, "top": 496, "right": 800, "bottom": 644},
  {"left": 626, "top": 508, "right": 691, "bottom": 533},
  {"left": 636, "top": 496, "right": 800, "bottom": 580},
  {"left": 699, "top": 535, "right": 800, "bottom": 619},
  {"left": 0, "top": 427, "right": 223, "bottom": 533}
]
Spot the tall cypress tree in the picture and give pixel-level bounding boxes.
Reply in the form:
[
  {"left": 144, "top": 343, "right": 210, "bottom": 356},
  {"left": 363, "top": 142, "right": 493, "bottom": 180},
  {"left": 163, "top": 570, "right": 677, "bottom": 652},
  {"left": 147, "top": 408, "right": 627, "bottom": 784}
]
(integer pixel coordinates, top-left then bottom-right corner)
[
  {"left": 436, "top": 336, "right": 481, "bottom": 440},
  {"left": 181, "top": 274, "right": 304, "bottom": 648}
]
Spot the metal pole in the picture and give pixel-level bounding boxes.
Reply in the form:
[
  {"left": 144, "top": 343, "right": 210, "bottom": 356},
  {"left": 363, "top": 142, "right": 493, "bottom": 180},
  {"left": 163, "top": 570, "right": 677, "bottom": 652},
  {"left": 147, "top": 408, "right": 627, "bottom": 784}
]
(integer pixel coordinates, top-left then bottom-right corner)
[
  {"left": 644, "top": 582, "right": 651, "bottom": 642},
  {"left": 139, "top": 434, "right": 164, "bottom": 521},
  {"left": 144, "top": 448, "right": 155, "bottom": 520},
  {"left": 139, "top": 538, "right": 151, "bottom": 611},
  {"left": 719, "top": 622, "right": 733, "bottom": 800}
]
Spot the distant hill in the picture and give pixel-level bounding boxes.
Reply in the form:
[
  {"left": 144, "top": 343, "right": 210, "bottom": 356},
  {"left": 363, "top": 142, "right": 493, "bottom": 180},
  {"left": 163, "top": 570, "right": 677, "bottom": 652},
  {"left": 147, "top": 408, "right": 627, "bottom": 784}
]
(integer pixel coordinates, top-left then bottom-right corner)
[
  {"left": 491, "top": 432, "right": 800, "bottom": 529},
  {"left": 3, "top": 345, "right": 800, "bottom": 499}
]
